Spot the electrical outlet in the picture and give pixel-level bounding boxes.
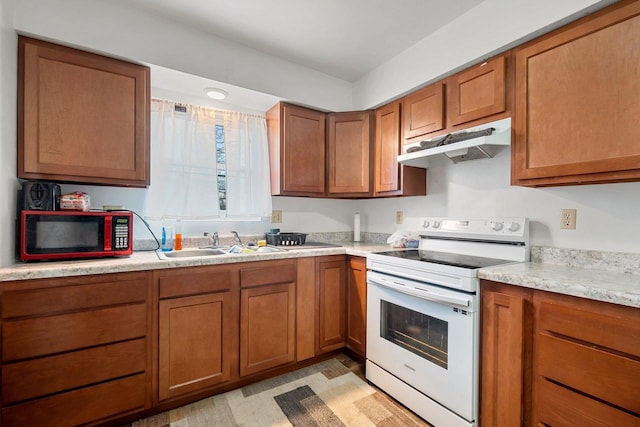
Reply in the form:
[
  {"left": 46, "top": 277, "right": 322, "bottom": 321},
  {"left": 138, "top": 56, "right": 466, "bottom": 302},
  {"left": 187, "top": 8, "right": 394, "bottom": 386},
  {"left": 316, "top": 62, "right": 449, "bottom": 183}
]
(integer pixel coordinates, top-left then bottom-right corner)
[
  {"left": 396, "top": 211, "right": 403, "bottom": 224},
  {"left": 271, "top": 210, "right": 282, "bottom": 224},
  {"left": 561, "top": 209, "right": 576, "bottom": 230}
]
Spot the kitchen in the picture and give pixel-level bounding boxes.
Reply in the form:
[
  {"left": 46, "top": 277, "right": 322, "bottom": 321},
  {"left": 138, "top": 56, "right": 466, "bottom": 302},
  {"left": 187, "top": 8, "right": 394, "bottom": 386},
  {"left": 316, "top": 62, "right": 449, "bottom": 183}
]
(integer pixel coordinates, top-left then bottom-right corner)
[{"left": 0, "top": 0, "right": 639, "bottom": 426}]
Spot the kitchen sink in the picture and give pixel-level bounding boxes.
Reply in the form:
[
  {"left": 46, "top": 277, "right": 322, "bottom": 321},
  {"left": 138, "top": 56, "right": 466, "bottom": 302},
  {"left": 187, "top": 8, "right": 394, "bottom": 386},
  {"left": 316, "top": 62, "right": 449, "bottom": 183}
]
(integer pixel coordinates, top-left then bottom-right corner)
[{"left": 157, "top": 248, "right": 227, "bottom": 259}]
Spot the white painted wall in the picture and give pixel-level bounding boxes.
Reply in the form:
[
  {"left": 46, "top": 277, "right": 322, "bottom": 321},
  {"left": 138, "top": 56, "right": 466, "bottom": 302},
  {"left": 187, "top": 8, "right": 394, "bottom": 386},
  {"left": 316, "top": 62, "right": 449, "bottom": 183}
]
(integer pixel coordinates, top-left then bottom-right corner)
[
  {"left": 12, "top": 0, "right": 352, "bottom": 112},
  {"left": 356, "top": 149, "right": 640, "bottom": 254},
  {"left": 0, "top": 0, "right": 18, "bottom": 267},
  {"left": 352, "top": 0, "right": 613, "bottom": 109},
  {"left": 1, "top": 0, "right": 638, "bottom": 266}
]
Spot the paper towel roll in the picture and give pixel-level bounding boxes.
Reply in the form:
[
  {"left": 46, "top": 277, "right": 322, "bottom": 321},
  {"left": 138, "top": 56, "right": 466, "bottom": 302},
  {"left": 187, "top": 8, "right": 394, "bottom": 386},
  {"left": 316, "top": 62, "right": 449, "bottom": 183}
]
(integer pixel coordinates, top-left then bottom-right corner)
[{"left": 354, "top": 213, "right": 361, "bottom": 242}]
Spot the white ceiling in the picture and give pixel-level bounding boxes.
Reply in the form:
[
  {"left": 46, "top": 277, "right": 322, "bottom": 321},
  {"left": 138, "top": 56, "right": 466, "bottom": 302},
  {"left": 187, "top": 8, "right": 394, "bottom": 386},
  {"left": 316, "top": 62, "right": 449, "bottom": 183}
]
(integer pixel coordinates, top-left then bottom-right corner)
[{"left": 118, "top": 0, "right": 485, "bottom": 82}]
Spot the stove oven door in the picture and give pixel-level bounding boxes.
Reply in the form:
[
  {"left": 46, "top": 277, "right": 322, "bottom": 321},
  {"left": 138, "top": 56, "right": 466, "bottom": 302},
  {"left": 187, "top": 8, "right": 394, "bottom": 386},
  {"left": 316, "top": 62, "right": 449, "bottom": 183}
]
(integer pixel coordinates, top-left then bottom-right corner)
[{"left": 366, "top": 270, "right": 478, "bottom": 422}]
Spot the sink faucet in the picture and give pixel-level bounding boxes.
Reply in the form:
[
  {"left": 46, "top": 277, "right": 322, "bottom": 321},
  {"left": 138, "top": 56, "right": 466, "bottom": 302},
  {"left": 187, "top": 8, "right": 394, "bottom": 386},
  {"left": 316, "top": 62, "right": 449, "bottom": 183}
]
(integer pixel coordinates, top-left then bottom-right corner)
[
  {"left": 231, "top": 231, "right": 242, "bottom": 246},
  {"left": 204, "top": 232, "right": 219, "bottom": 247}
]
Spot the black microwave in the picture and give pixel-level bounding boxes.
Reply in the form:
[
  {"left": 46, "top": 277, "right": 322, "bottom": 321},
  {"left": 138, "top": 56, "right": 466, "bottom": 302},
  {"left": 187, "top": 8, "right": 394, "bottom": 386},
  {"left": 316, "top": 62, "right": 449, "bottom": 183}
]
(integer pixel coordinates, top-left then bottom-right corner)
[{"left": 20, "top": 210, "right": 132, "bottom": 261}]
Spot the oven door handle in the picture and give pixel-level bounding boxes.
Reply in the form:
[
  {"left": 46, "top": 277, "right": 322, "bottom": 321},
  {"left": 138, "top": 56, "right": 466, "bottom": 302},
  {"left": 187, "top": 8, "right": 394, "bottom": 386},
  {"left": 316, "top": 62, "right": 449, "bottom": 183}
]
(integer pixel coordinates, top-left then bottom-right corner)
[{"left": 368, "top": 275, "right": 471, "bottom": 308}]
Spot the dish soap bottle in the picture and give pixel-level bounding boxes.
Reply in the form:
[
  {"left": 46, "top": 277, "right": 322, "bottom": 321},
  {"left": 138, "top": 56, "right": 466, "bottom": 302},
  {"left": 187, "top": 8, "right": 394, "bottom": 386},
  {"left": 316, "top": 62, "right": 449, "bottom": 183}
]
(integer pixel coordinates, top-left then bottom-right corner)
[
  {"left": 160, "top": 220, "right": 173, "bottom": 252},
  {"left": 174, "top": 219, "right": 183, "bottom": 251}
]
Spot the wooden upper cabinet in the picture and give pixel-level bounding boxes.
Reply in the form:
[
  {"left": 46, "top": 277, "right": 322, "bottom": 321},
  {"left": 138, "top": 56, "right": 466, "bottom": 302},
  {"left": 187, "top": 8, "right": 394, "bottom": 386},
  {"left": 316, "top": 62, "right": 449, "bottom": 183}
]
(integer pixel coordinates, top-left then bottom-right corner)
[
  {"left": 374, "top": 102, "right": 426, "bottom": 196},
  {"left": 17, "top": 36, "right": 150, "bottom": 187},
  {"left": 374, "top": 103, "right": 400, "bottom": 193},
  {"left": 447, "top": 55, "right": 507, "bottom": 127},
  {"left": 512, "top": 1, "right": 640, "bottom": 186},
  {"left": 402, "top": 82, "right": 445, "bottom": 142},
  {"left": 267, "top": 102, "right": 326, "bottom": 196},
  {"left": 327, "top": 111, "right": 372, "bottom": 196}
]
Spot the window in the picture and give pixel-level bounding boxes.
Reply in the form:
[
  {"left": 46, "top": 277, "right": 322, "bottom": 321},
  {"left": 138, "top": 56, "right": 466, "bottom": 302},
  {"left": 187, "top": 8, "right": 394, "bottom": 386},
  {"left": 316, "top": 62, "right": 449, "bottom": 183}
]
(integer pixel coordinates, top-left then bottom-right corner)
[
  {"left": 216, "top": 124, "right": 227, "bottom": 212},
  {"left": 146, "top": 99, "right": 271, "bottom": 221}
]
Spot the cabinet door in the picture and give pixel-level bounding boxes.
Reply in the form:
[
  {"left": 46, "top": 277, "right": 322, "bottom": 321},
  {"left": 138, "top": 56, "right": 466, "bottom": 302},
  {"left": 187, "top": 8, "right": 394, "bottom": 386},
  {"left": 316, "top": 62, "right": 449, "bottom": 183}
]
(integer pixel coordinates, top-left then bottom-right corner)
[
  {"left": 374, "top": 102, "right": 401, "bottom": 193},
  {"left": 512, "top": 2, "right": 640, "bottom": 186},
  {"left": 480, "top": 280, "right": 533, "bottom": 427},
  {"left": 18, "top": 36, "right": 150, "bottom": 187},
  {"left": 267, "top": 103, "right": 326, "bottom": 196},
  {"left": 448, "top": 55, "right": 506, "bottom": 126},
  {"left": 240, "top": 282, "right": 295, "bottom": 376},
  {"left": 158, "top": 292, "right": 235, "bottom": 400},
  {"left": 402, "top": 82, "right": 444, "bottom": 142},
  {"left": 374, "top": 102, "right": 426, "bottom": 197},
  {"left": 345, "top": 257, "right": 366, "bottom": 357},
  {"left": 327, "top": 111, "right": 372, "bottom": 196},
  {"left": 316, "top": 256, "right": 346, "bottom": 354}
]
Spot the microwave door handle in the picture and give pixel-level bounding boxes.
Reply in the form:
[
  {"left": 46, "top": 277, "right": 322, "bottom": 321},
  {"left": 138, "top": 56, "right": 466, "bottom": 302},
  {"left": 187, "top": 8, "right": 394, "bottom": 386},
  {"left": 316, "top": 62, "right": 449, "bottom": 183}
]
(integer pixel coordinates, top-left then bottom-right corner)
[{"left": 368, "top": 275, "right": 471, "bottom": 308}]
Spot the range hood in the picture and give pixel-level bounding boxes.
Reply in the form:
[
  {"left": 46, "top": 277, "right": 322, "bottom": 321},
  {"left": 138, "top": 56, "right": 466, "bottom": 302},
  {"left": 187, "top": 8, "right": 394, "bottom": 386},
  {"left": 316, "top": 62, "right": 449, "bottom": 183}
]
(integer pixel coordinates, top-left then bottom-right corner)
[{"left": 398, "top": 118, "right": 511, "bottom": 168}]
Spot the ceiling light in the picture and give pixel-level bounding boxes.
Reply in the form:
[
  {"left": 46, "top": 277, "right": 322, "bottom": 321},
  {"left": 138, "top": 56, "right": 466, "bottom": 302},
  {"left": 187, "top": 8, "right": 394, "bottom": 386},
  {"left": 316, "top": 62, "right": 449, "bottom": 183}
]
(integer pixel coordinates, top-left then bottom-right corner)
[{"left": 204, "top": 87, "right": 228, "bottom": 100}]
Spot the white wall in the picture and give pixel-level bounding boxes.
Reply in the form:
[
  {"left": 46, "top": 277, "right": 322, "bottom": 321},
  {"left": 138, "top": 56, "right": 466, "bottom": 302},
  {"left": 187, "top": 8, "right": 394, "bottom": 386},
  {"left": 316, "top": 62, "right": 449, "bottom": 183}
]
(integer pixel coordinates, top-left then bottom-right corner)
[
  {"left": 352, "top": 0, "right": 613, "bottom": 109},
  {"left": 2, "top": 0, "right": 638, "bottom": 266},
  {"left": 12, "top": 0, "right": 352, "bottom": 112},
  {"left": 0, "top": 0, "right": 18, "bottom": 267},
  {"left": 356, "top": 149, "right": 640, "bottom": 254}
]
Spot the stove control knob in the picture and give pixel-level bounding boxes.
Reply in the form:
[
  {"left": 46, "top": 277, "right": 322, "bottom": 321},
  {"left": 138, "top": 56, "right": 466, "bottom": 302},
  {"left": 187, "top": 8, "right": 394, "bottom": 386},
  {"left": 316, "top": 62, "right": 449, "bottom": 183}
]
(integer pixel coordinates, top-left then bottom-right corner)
[
  {"left": 507, "top": 222, "right": 520, "bottom": 232},
  {"left": 432, "top": 221, "right": 441, "bottom": 229},
  {"left": 422, "top": 220, "right": 430, "bottom": 228},
  {"left": 491, "top": 221, "right": 504, "bottom": 231}
]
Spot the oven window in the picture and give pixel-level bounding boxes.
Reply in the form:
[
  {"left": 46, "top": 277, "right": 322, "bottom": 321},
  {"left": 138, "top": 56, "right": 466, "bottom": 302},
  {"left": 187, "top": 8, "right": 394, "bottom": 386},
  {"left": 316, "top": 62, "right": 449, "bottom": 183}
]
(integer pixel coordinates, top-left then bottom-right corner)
[{"left": 380, "top": 300, "right": 448, "bottom": 369}]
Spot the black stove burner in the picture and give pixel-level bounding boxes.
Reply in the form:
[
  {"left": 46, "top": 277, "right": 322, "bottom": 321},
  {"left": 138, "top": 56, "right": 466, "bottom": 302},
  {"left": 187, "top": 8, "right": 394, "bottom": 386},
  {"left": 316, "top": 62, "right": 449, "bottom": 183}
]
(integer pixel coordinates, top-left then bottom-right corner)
[{"left": 374, "top": 249, "right": 513, "bottom": 269}]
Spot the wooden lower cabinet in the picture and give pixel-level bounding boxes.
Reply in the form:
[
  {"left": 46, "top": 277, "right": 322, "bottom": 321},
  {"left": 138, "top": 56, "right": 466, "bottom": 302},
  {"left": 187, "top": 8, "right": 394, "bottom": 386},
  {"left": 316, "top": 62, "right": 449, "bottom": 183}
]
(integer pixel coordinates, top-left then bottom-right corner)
[
  {"left": 480, "top": 279, "right": 640, "bottom": 427},
  {"left": 532, "top": 291, "right": 640, "bottom": 426},
  {"left": 156, "top": 265, "right": 239, "bottom": 401},
  {"left": 345, "top": 256, "right": 367, "bottom": 357},
  {"left": 479, "top": 280, "right": 533, "bottom": 427},
  {"left": 158, "top": 293, "right": 236, "bottom": 400},
  {"left": 240, "top": 260, "right": 296, "bottom": 376},
  {"left": 316, "top": 255, "right": 347, "bottom": 354},
  {"left": 0, "top": 271, "right": 152, "bottom": 427},
  {"left": 0, "top": 255, "right": 365, "bottom": 425}
]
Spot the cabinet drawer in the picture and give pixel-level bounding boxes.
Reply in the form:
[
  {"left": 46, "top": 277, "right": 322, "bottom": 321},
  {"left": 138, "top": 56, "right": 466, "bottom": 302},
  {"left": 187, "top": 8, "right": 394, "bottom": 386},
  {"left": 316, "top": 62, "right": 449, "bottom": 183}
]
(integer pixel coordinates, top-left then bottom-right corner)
[
  {"left": 2, "top": 274, "right": 148, "bottom": 319},
  {"left": 159, "top": 268, "right": 235, "bottom": 299},
  {"left": 537, "top": 298, "right": 639, "bottom": 356},
  {"left": 537, "top": 332, "right": 639, "bottom": 412},
  {"left": 240, "top": 260, "right": 296, "bottom": 288},
  {"left": 1, "top": 373, "right": 146, "bottom": 427},
  {"left": 2, "top": 339, "right": 146, "bottom": 403},
  {"left": 537, "top": 377, "right": 639, "bottom": 426},
  {"left": 535, "top": 294, "right": 640, "bottom": 414},
  {"left": 2, "top": 303, "right": 147, "bottom": 361}
]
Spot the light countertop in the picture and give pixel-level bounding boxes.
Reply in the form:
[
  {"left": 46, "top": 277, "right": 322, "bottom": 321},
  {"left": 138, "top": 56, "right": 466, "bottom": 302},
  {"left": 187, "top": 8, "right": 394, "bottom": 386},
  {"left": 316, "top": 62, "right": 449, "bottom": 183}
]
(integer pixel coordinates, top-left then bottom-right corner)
[
  {"left": 479, "top": 261, "right": 640, "bottom": 308},
  {"left": 2, "top": 243, "right": 637, "bottom": 309},
  {"left": 0, "top": 242, "right": 390, "bottom": 282}
]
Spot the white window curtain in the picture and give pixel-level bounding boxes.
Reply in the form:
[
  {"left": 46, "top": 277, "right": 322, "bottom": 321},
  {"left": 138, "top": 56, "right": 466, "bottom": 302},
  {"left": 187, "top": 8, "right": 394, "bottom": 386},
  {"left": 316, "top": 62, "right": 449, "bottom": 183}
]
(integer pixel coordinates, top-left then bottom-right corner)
[{"left": 145, "top": 99, "right": 271, "bottom": 220}]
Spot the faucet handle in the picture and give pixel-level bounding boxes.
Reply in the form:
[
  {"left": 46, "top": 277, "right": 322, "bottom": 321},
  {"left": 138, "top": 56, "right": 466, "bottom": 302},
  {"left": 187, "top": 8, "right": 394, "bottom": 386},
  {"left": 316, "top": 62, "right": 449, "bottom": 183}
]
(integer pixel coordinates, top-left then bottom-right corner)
[{"left": 204, "top": 231, "right": 219, "bottom": 247}]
